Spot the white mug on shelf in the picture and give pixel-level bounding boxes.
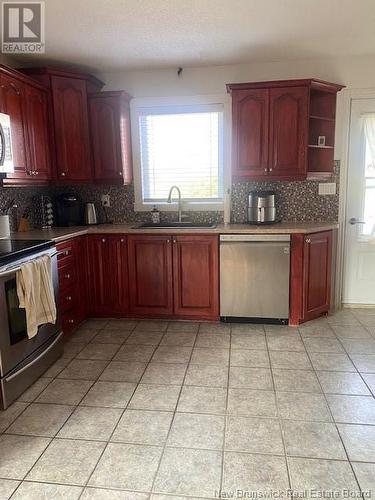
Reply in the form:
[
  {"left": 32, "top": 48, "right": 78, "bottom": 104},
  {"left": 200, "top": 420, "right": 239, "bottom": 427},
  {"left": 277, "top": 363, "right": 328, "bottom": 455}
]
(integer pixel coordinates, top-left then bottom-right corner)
[{"left": 0, "top": 215, "right": 11, "bottom": 239}]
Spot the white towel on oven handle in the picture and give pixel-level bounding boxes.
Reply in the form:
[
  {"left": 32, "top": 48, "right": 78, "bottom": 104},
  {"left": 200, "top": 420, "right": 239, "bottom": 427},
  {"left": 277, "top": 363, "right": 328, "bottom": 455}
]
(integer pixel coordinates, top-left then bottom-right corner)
[{"left": 16, "top": 254, "right": 57, "bottom": 339}]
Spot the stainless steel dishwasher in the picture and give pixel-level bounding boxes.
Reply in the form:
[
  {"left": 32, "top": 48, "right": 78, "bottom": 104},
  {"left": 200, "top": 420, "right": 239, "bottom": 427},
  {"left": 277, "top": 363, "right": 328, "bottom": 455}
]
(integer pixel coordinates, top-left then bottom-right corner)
[{"left": 220, "top": 234, "right": 290, "bottom": 323}]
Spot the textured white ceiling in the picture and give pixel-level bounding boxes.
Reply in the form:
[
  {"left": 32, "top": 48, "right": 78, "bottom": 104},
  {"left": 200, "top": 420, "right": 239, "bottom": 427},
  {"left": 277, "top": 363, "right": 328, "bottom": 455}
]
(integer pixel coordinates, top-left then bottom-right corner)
[{"left": 12, "top": 0, "right": 375, "bottom": 72}]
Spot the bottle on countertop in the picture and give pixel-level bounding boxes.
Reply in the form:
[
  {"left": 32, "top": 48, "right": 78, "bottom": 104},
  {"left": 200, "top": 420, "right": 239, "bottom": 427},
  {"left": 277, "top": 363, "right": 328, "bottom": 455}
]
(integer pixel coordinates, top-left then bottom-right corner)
[{"left": 151, "top": 206, "right": 160, "bottom": 224}]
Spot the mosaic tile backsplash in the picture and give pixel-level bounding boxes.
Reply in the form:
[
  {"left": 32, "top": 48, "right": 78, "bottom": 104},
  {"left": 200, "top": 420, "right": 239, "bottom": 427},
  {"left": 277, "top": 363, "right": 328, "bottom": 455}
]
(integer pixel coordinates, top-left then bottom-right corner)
[{"left": 0, "top": 164, "right": 339, "bottom": 229}]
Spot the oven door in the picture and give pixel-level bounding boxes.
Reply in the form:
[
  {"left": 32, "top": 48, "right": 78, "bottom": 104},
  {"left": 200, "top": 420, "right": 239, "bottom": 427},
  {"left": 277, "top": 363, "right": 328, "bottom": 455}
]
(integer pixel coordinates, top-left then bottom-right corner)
[{"left": 0, "top": 249, "right": 61, "bottom": 377}]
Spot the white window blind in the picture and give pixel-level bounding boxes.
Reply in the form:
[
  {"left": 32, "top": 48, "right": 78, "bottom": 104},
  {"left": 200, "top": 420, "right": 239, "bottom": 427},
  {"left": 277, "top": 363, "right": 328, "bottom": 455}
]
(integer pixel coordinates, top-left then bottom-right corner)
[{"left": 138, "top": 104, "right": 224, "bottom": 204}]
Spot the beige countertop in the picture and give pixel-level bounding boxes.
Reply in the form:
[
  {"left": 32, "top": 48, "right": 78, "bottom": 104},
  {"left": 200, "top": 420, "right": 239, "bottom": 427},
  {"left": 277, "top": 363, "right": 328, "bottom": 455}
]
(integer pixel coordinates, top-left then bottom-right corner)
[{"left": 10, "top": 221, "right": 338, "bottom": 243}]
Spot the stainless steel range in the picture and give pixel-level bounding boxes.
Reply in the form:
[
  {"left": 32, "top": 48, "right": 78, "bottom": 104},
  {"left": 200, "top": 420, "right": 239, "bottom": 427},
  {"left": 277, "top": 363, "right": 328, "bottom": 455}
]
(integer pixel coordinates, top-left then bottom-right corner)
[{"left": 0, "top": 239, "right": 63, "bottom": 409}]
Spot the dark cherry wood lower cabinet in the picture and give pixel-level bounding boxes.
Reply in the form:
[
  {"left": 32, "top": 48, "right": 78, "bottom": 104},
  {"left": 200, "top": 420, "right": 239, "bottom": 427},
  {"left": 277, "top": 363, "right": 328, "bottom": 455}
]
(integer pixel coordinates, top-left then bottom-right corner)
[
  {"left": 127, "top": 234, "right": 219, "bottom": 319},
  {"left": 172, "top": 235, "right": 219, "bottom": 320},
  {"left": 56, "top": 236, "right": 87, "bottom": 335},
  {"left": 128, "top": 235, "right": 174, "bottom": 316},
  {"left": 290, "top": 230, "right": 333, "bottom": 325},
  {"left": 87, "top": 235, "right": 129, "bottom": 316}
]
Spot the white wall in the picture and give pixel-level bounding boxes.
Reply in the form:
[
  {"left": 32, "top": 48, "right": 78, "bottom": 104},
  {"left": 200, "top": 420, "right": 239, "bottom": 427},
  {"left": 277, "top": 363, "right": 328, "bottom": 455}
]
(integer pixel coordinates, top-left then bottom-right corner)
[
  {"left": 98, "top": 55, "right": 375, "bottom": 97},
  {"left": 98, "top": 55, "right": 375, "bottom": 159}
]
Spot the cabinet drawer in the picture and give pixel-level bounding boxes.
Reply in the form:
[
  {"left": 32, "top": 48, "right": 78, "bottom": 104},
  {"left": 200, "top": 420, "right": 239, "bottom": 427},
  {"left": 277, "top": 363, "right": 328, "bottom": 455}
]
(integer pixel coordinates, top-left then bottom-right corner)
[
  {"left": 61, "top": 310, "right": 80, "bottom": 335},
  {"left": 60, "top": 286, "right": 77, "bottom": 313},
  {"left": 58, "top": 261, "right": 77, "bottom": 289},
  {"left": 56, "top": 241, "right": 76, "bottom": 267}
]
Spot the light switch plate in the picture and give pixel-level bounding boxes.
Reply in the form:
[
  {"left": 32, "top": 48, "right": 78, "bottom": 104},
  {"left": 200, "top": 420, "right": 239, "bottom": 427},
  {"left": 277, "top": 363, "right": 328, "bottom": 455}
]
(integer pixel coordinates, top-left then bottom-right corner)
[{"left": 318, "top": 183, "right": 336, "bottom": 195}]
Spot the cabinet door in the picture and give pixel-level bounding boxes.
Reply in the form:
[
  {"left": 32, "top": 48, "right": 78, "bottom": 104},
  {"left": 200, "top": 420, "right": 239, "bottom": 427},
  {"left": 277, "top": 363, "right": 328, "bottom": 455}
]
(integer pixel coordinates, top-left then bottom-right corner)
[
  {"left": 24, "top": 85, "right": 51, "bottom": 182},
  {"left": 51, "top": 76, "right": 92, "bottom": 181},
  {"left": 87, "top": 236, "right": 106, "bottom": 315},
  {"left": 89, "top": 93, "right": 132, "bottom": 183},
  {"left": 109, "top": 235, "right": 129, "bottom": 313},
  {"left": 303, "top": 231, "right": 332, "bottom": 321},
  {"left": 269, "top": 86, "right": 308, "bottom": 178},
  {"left": 76, "top": 236, "right": 89, "bottom": 323},
  {"left": 172, "top": 235, "right": 219, "bottom": 319},
  {"left": 232, "top": 88, "right": 269, "bottom": 178},
  {"left": 128, "top": 235, "right": 173, "bottom": 316},
  {"left": 0, "top": 74, "right": 30, "bottom": 181},
  {"left": 87, "top": 235, "right": 128, "bottom": 315}
]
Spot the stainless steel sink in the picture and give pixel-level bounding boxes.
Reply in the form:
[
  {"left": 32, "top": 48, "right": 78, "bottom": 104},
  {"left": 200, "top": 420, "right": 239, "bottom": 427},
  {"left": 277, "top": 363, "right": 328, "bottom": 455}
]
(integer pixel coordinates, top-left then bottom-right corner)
[{"left": 134, "top": 222, "right": 217, "bottom": 229}]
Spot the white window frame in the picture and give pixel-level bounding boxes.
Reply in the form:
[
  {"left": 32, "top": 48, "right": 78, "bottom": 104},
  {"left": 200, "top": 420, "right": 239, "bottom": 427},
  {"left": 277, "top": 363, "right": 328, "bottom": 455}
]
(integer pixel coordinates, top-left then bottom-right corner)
[{"left": 130, "top": 94, "right": 231, "bottom": 212}]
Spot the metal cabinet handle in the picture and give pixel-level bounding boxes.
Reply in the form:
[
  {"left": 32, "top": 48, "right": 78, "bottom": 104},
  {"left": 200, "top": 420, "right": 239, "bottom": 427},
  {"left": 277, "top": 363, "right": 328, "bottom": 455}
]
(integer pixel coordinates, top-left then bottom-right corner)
[
  {"left": 269, "top": 168, "right": 273, "bottom": 172},
  {"left": 61, "top": 172, "right": 66, "bottom": 177},
  {"left": 264, "top": 168, "right": 268, "bottom": 172},
  {"left": 120, "top": 238, "right": 124, "bottom": 242},
  {"left": 102, "top": 238, "right": 106, "bottom": 243},
  {"left": 68, "top": 319, "right": 74, "bottom": 324},
  {"left": 58, "top": 248, "right": 71, "bottom": 257},
  {"left": 119, "top": 171, "right": 123, "bottom": 176},
  {"left": 64, "top": 273, "right": 71, "bottom": 279},
  {"left": 66, "top": 296, "right": 72, "bottom": 301},
  {"left": 305, "top": 238, "right": 311, "bottom": 243}
]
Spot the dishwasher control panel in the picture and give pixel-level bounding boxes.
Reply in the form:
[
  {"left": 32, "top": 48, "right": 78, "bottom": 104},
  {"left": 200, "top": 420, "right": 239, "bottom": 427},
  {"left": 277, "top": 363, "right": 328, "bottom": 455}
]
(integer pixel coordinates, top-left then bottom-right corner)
[{"left": 220, "top": 234, "right": 291, "bottom": 242}]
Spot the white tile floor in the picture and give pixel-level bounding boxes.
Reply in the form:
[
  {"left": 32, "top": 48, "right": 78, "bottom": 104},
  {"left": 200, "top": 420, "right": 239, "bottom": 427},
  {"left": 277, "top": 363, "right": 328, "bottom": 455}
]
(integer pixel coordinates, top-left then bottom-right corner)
[{"left": 0, "top": 309, "right": 375, "bottom": 499}]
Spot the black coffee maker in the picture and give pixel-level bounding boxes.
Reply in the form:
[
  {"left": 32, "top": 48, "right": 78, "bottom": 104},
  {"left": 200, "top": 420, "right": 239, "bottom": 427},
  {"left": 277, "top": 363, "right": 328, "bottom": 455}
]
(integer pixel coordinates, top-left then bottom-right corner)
[{"left": 55, "top": 194, "right": 83, "bottom": 226}]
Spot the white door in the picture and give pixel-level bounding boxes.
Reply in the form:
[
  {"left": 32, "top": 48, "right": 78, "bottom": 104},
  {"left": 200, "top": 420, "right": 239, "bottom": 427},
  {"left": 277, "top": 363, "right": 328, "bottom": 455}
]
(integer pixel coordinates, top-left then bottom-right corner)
[{"left": 343, "top": 98, "right": 375, "bottom": 305}]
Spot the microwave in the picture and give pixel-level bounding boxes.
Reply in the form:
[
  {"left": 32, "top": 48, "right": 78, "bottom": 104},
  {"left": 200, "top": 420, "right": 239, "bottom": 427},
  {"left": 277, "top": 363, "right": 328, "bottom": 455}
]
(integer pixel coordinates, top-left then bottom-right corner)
[{"left": 0, "top": 113, "right": 14, "bottom": 174}]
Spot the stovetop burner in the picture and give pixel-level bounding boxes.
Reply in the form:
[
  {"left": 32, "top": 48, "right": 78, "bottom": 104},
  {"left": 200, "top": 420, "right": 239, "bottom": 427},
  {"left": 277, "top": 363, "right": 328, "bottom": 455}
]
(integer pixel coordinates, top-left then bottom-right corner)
[{"left": 0, "top": 239, "right": 54, "bottom": 266}]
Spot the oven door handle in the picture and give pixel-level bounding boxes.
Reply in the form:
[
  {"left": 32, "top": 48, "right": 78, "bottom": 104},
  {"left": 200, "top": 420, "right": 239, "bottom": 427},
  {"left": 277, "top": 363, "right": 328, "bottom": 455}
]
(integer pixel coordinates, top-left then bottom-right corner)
[
  {"left": 4, "top": 331, "right": 63, "bottom": 383},
  {"left": 0, "top": 251, "right": 58, "bottom": 278}
]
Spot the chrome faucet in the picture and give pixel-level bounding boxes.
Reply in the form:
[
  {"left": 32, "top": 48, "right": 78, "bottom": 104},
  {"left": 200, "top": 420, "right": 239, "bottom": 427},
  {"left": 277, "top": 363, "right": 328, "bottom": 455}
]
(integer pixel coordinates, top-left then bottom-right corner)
[{"left": 167, "top": 185, "right": 182, "bottom": 222}]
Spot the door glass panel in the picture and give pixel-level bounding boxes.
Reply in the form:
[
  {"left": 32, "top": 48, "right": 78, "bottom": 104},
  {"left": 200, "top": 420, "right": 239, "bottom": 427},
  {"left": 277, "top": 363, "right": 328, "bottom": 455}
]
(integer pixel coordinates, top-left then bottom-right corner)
[{"left": 5, "top": 278, "right": 28, "bottom": 345}]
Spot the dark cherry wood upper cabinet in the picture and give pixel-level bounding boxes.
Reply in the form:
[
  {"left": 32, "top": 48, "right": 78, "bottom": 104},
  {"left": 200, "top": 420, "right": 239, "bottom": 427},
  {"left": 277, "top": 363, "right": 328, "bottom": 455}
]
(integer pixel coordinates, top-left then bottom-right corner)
[
  {"left": 24, "top": 85, "right": 51, "bottom": 182},
  {"left": 269, "top": 86, "right": 308, "bottom": 179},
  {"left": 89, "top": 91, "right": 133, "bottom": 184},
  {"left": 0, "top": 66, "right": 51, "bottom": 186},
  {"left": 128, "top": 235, "right": 173, "bottom": 316},
  {"left": 0, "top": 73, "right": 29, "bottom": 181},
  {"left": 21, "top": 67, "right": 104, "bottom": 183},
  {"left": 227, "top": 79, "right": 344, "bottom": 181},
  {"left": 231, "top": 88, "right": 269, "bottom": 178},
  {"left": 290, "top": 230, "right": 333, "bottom": 325},
  {"left": 172, "top": 235, "right": 219, "bottom": 320},
  {"left": 51, "top": 76, "right": 92, "bottom": 181}
]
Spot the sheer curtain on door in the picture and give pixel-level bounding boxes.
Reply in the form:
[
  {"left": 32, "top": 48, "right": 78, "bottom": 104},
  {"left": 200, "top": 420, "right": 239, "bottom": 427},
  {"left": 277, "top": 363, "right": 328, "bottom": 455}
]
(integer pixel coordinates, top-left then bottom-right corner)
[{"left": 361, "top": 113, "right": 375, "bottom": 238}]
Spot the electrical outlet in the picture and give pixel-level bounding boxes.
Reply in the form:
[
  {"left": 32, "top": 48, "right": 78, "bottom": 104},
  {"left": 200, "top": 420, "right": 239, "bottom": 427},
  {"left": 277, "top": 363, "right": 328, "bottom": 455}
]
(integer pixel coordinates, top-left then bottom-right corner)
[
  {"left": 101, "top": 194, "right": 110, "bottom": 207},
  {"left": 318, "top": 183, "right": 336, "bottom": 195}
]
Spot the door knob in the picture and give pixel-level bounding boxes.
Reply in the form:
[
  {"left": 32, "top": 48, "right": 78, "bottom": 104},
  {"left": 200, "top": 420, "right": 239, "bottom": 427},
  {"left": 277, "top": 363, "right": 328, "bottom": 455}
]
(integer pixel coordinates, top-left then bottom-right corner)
[{"left": 349, "top": 217, "right": 366, "bottom": 225}]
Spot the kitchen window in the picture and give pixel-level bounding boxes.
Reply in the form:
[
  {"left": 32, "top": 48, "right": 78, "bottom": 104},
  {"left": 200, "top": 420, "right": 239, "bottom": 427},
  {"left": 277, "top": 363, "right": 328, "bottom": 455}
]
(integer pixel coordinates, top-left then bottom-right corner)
[{"left": 131, "top": 97, "right": 229, "bottom": 211}]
